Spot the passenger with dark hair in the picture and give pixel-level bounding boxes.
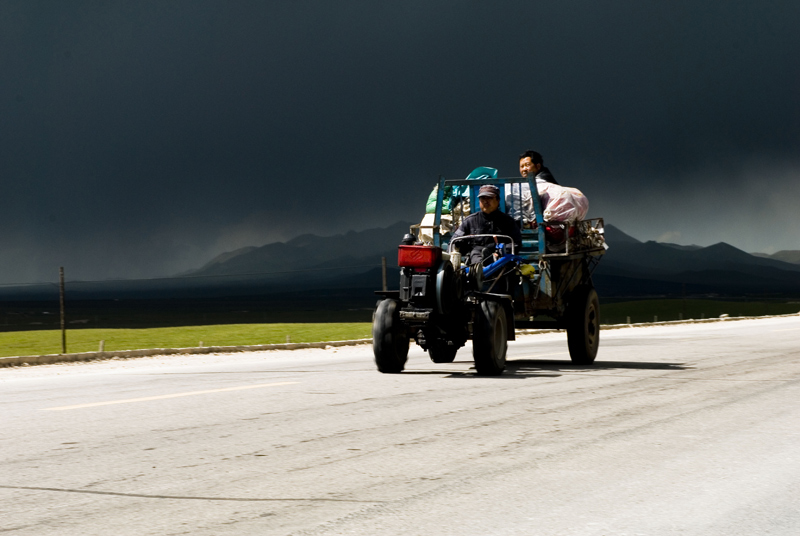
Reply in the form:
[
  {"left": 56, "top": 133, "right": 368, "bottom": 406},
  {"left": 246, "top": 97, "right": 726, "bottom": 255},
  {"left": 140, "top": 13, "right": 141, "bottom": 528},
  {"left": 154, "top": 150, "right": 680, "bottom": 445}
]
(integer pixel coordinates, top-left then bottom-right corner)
[
  {"left": 507, "top": 150, "right": 559, "bottom": 225},
  {"left": 518, "top": 150, "right": 558, "bottom": 185}
]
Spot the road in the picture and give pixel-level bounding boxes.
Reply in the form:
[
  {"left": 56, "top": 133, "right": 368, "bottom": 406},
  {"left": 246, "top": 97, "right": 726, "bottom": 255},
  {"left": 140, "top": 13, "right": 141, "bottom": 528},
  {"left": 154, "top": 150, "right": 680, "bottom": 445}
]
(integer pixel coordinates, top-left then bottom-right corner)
[{"left": 2, "top": 316, "right": 800, "bottom": 535}]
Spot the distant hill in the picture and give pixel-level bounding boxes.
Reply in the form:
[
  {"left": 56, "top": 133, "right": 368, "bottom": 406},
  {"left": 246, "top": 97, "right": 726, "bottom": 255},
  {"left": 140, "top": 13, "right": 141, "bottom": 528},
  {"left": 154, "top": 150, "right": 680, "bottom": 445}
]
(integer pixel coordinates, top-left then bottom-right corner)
[
  {"left": 2, "top": 221, "right": 798, "bottom": 303},
  {"left": 187, "top": 221, "right": 413, "bottom": 279},
  {"left": 599, "top": 239, "right": 800, "bottom": 276},
  {"left": 603, "top": 225, "right": 704, "bottom": 251},
  {"left": 200, "top": 246, "right": 258, "bottom": 269},
  {"left": 603, "top": 224, "right": 640, "bottom": 244},
  {"left": 594, "top": 238, "right": 800, "bottom": 297},
  {"left": 752, "top": 250, "right": 800, "bottom": 265},
  {"left": 180, "top": 219, "right": 800, "bottom": 299},
  {"left": 657, "top": 242, "right": 704, "bottom": 252},
  {"left": 173, "top": 221, "right": 800, "bottom": 298}
]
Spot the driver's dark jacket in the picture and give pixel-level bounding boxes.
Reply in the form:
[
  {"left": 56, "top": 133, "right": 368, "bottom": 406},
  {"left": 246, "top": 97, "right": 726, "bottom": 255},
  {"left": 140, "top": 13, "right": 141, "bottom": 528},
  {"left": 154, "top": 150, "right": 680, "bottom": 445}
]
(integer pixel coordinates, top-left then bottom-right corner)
[{"left": 452, "top": 209, "right": 522, "bottom": 264}]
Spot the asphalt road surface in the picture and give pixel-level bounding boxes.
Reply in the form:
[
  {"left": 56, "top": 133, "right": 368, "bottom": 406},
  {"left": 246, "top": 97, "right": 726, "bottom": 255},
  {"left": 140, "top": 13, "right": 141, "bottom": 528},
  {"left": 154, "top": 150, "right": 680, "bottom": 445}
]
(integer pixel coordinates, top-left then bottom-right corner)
[{"left": 2, "top": 316, "right": 799, "bottom": 535}]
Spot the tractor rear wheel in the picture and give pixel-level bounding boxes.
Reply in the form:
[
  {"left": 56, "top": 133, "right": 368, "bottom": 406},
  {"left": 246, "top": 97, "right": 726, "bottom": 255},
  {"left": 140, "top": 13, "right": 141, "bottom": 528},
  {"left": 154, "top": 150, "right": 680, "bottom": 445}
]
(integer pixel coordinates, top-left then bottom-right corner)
[{"left": 566, "top": 286, "right": 600, "bottom": 365}]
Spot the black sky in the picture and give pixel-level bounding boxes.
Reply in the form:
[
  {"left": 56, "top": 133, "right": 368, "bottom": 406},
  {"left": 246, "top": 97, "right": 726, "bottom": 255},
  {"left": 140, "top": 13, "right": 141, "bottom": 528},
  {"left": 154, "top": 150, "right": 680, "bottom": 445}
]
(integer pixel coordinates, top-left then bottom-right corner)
[{"left": 2, "top": 1, "right": 799, "bottom": 283}]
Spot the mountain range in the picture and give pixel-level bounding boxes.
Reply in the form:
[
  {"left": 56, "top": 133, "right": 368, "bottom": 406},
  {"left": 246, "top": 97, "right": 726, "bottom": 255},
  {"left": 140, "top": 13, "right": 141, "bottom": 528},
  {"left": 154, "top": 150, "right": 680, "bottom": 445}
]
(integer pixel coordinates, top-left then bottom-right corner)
[
  {"left": 182, "top": 221, "right": 800, "bottom": 298},
  {"left": 595, "top": 226, "right": 800, "bottom": 297},
  {"left": 752, "top": 250, "right": 800, "bottom": 264},
  {"left": 184, "top": 221, "right": 410, "bottom": 280},
  {"left": 1, "top": 221, "right": 798, "bottom": 302}
]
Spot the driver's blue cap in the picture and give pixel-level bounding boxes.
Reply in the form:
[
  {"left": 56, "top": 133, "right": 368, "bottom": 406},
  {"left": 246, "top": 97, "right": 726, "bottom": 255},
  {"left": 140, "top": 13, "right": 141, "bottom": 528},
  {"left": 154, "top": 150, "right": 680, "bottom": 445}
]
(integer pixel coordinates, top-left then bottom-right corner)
[{"left": 477, "top": 185, "right": 500, "bottom": 198}]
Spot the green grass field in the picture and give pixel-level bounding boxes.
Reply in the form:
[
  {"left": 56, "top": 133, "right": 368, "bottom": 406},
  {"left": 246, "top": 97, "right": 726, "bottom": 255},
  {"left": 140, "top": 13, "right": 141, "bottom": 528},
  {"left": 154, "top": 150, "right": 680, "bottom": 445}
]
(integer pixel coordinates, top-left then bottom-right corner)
[
  {"left": 0, "top": 323, "right": 372, "bottom": 358},
  {"left": 2, "top": 300, "right": 798, "bottom": 359},
  {"left": 601, "top": 299, "right": 800, "bottom": 325}
]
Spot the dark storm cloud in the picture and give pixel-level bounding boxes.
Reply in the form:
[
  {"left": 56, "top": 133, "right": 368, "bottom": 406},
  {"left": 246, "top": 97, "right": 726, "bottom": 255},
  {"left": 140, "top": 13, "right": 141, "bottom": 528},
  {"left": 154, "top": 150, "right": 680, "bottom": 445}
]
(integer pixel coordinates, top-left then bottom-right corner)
[{"left": 1, "top": 1, "right": 799, "bottom": 283}]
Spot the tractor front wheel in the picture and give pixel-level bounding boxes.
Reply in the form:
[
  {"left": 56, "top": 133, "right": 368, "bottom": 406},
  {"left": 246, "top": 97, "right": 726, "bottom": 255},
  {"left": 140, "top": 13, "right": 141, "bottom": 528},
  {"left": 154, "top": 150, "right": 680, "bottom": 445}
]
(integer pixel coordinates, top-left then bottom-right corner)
[
  {"left": 373, "top": 299, "right": 409, "bottom": 373},
  {"left": 472, "top": 301, "right": 507, "bottom": 376}
]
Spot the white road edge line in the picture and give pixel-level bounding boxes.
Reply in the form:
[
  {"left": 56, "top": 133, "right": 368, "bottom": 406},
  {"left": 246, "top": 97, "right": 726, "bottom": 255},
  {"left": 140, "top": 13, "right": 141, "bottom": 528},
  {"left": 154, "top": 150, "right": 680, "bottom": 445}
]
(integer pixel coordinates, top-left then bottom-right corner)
[{"left": 42, "top": 381, "right": 300, "bottom": 411}]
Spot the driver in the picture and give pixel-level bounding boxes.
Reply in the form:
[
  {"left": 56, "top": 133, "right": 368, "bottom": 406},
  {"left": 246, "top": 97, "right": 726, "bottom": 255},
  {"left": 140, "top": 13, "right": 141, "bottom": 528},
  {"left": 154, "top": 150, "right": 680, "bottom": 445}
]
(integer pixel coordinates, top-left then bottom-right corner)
[{"left": 452, "top": 185, "right": 522, "bottom": 265}]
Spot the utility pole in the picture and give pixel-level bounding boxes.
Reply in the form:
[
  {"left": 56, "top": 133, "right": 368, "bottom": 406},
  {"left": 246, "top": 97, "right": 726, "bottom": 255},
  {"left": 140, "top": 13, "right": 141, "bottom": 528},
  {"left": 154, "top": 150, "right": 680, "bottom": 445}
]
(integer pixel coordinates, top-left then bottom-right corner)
[
  {"left": 59, "top": 267, "right": 66, "bottom": 354},
  {"left": 381, "top": 256, "right": 387, "bottom": 291},
  {"left": 682, "top": 282, "right": 686, "bottom": 321}
]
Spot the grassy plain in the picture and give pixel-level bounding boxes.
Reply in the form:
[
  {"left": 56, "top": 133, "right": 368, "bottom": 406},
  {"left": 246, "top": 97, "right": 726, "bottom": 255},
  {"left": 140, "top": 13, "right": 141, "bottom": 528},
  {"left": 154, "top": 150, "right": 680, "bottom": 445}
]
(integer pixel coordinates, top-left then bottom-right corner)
[
  {"left": 2, "top": 300, "right": 798, "bottom": 358},
  {"left": 0, "top": 323, "right": 372, "bottom": 358},
  {"left": 601, "top": 299, "right": 800, "bottom": 325}
]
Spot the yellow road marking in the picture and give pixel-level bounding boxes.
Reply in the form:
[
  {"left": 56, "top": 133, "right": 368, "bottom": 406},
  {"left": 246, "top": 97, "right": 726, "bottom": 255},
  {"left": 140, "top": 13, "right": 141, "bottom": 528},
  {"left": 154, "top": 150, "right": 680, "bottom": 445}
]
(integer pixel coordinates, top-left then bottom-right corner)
[{"left": 42, "top": 381, "right": 300, "bottom": 411}]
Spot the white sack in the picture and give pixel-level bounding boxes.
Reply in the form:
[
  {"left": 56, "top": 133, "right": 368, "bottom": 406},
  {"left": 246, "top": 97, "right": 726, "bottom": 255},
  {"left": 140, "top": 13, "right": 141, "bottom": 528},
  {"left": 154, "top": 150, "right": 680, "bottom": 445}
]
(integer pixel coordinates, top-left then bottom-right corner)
[
  {"left": 540, "top": 183, "right": 589, "bottom": 223},
  {"left": 505, "top": 180, "right": 590, "bottom": 224}
]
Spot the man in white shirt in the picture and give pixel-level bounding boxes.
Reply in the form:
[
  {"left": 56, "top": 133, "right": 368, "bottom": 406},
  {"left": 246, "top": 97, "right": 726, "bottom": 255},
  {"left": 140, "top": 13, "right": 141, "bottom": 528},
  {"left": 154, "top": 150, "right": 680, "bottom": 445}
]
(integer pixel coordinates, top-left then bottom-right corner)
[{"left": 506, "top": 150, "right": 558, "bottom": 226}]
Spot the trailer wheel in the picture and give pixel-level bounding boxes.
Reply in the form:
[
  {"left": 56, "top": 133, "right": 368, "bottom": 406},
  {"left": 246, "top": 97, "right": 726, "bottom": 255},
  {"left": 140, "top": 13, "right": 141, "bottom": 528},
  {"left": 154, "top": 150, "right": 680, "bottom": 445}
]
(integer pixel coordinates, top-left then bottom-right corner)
[
  {"left": 373, "top": 299, "right": 409, "bottom": 373},
  {"left": 428, "top": 342, "right": 458, "bottom": 363},
  {"left": 472, "top": 301, "right": 507, "bottom": 375},
  {"left": 566, "top": 286, "right": 600, "bottom": 365}
]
